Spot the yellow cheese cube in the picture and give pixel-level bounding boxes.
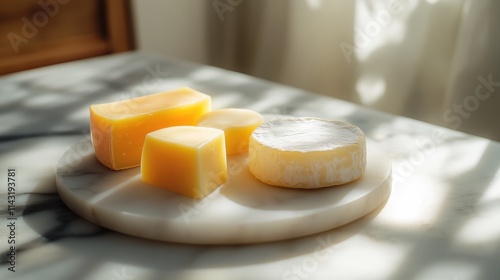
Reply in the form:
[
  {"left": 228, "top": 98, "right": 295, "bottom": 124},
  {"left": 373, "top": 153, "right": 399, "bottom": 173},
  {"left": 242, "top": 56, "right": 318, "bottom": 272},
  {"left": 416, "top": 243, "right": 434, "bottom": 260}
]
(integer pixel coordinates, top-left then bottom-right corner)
[
  {"left": 196, "top": 108, "right": 263, "bottom": 155},
  {"left": 89, "top": 87, "right": 211, "bottom": 170},
  {"left": 141, "top": 126, "right": 227, "bottom": 199}
]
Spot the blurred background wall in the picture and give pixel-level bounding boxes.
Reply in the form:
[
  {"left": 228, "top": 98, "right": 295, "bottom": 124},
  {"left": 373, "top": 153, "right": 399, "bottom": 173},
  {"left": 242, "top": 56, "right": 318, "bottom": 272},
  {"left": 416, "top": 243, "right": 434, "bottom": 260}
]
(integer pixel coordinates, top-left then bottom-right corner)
[
  {"left": 1, "top": 0, "right": 498, "bottom": 141},
  {"left": 131, "top": 0, "right": 500, "bottom": 141}
]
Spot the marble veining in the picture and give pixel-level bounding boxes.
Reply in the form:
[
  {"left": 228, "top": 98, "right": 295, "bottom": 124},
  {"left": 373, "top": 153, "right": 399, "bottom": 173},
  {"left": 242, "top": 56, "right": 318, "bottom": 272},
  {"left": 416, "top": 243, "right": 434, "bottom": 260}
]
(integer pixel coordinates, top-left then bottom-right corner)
[{"left": 1, "top": 52, "right": 499, "bottom": 280}]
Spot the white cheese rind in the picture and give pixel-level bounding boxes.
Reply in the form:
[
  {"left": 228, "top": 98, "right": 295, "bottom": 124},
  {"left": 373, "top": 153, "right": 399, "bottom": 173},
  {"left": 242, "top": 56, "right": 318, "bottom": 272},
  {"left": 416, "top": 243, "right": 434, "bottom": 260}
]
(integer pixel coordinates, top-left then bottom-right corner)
[{"left": 248, "top": 117, "right": 366, "bottom": 188}]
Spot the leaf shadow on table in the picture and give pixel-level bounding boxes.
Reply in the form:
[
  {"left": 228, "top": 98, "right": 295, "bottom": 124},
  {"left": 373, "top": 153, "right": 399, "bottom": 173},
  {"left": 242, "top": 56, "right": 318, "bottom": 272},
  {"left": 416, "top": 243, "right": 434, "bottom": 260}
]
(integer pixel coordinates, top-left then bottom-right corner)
[
  {"left": 2, "top": 43, "right": 499, "bottom": 279},
  {"left": 0, "top": 55, "right": 152, "bottom": 143},
  {"left": 219, "top": 153, "right": 355, "bottom": 211},
  {"left": 379, "top": 139, "right": 500, "bottom": 280},
  {"left": 0, "top": 51, "right": 284, "bottom": 145},
  {"left": 1, "top": 55, "right": 395, "bottom": 279}
]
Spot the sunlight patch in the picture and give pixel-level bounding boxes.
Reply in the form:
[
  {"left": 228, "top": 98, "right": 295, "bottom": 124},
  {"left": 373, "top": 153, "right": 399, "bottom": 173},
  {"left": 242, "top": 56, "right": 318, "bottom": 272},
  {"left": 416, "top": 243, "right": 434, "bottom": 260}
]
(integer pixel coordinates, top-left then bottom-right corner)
[
  {"left": 454, "top": 206, "right": 500, "bottom": 247},
  {"left": 306, "top": 0, "right": 322, "bottom": 10},
  {"left": 357, "top": 76, "right": 386, "bottom": 105},
  {"left": 413, "top": 261, "right": 478, "bottom": 280}
]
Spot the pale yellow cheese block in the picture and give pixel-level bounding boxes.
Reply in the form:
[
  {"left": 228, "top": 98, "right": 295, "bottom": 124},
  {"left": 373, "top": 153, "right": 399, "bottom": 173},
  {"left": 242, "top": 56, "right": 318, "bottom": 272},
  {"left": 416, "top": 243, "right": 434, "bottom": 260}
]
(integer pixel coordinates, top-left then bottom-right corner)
[
  {"left": 248, "top": 117, "right": 366, "bottom": 189},
  {"left": 141, "top": 126, "right": 227, "bottom": 199},
  {"left": 89, "top": 87, "right": 211, "bottom": 170},
  {"left": 196, "top": 108, "right": 263, "bottom": 155}
]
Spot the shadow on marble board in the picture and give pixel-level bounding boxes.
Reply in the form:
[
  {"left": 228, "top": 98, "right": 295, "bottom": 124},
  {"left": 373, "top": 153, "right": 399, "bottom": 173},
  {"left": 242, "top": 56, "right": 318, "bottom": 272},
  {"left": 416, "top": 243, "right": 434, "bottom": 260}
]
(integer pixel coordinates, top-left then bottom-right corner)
[
  {"left": 56, "top": 139, "right": 353, "bottom": 214},
  {"left": 219, "top": 158, "right": 354, "bottom": 211},
  {"left": 12, "top": 124, "right": 385, "bottom": 272},
  {"left": 13, "top": 173, "right": 388, "bottom": 274}
]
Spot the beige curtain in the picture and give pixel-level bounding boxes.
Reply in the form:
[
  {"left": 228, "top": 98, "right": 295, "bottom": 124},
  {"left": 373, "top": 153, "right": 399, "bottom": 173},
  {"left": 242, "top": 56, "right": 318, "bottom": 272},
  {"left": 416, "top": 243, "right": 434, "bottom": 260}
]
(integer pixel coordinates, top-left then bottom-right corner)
[{"left": 133, "top": 0, "right": 500, "bottom": 141}]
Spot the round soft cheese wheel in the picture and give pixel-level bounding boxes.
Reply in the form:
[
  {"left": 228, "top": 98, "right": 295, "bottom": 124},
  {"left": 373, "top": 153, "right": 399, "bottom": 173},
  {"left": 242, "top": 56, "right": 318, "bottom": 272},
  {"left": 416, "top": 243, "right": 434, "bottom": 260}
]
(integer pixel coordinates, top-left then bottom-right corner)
[
  {"left": 248, "top": 117, "right": 366, "bottom": 189},
  {"left": 197, "top": 108, "right": 263, "bottom": 155}
]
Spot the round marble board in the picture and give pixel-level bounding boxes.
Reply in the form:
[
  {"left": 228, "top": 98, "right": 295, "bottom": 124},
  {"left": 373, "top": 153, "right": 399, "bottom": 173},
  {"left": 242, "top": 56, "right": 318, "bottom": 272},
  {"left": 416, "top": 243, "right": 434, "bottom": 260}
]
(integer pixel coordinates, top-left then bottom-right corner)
[{"left": 56, "top": 133, "right": 391, "bottom": 245}]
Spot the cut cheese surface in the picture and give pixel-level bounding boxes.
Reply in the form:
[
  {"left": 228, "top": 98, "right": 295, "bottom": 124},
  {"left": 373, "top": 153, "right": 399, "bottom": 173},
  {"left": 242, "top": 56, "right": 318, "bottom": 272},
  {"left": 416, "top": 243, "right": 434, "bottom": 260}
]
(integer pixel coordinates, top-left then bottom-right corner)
[
  {"left": 89, "top": 87, "right": 211, "bottom": 170},
  {"left": 196, "top": 108, "right": 263, "bottom": 155},
  {"left": 248, "top": 117, "right": 366, "bottom": 189},
  {"left": 141, "top": 126, "right": 227, "bottom": 199}
]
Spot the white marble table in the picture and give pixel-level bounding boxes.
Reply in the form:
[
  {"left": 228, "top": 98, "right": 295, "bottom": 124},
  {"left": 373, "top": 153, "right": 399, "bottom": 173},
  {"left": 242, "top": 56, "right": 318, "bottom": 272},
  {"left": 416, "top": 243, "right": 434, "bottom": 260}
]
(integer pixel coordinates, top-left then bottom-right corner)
[{"left": 1, "top": 52, "right": 499, "bottom": 280}]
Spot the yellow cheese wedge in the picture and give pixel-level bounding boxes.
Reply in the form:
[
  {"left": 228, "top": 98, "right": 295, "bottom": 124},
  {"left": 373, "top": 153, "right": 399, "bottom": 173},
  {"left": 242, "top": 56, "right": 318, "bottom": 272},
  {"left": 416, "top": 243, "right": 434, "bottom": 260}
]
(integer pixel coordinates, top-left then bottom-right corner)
[
  {"left": 90, "top": 87, "right": 211, "bottom": 170},
  {"left": 196, "top": 108, "right": 263, "bottom": 155},
  {"left": 141, "top": 126, "right": 227, "bottom": 199},
  {"left": 248, "top": 117, "right": 366, "bottom": 189}
]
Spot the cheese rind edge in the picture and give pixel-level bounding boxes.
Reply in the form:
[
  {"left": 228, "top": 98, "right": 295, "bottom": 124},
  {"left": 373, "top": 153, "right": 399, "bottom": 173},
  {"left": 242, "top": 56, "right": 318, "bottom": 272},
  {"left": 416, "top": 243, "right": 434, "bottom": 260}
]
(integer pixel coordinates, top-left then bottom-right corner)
[
  {"left": 89, "top": 87, "right": 211, "bottom": 170},
  {"left": 141, "top": 126, "right": 227, "bottom": 199},
  {"left": 248, "top": 117, "right": 366, "bottom": 188}
]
